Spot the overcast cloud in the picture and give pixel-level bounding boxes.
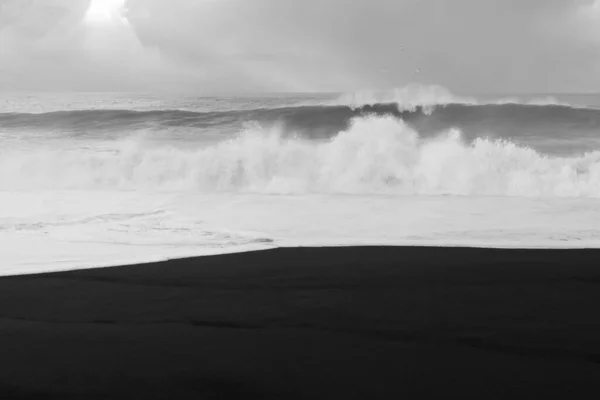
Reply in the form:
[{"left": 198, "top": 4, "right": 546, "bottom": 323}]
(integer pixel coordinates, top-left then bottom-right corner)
[{"left": 1, "top": 0, "right": 599, "bottom": 93}]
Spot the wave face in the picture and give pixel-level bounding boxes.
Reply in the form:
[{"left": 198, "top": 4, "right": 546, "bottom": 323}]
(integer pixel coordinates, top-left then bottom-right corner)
[
  {"left": 3, "top": 115, "right": 600, "bottom": 197},
  {"left": 3, "top": 101, "right": 600, "bottom": 146},
  {"left": 2, "top": 87, "right": 600, "bottom": 197}
]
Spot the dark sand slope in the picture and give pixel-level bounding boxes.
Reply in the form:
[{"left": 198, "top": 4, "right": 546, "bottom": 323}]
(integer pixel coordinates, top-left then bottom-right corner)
[{"left": 1, "top": 246, "right": 600, "bottom": 399}]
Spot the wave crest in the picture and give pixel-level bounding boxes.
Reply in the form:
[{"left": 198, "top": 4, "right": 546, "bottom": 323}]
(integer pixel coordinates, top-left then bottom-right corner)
[
  {"left": 4, "top": 101, "right": 600, "bottom": 148},
  {"left": 335, "top": 84, "right": 580, "bottom": 111},
  {"left": 334, "top": 84, "right": 476, "bottom": 112},
  {"left": 3, "top": 115, "right": 600, "bottom": 197}
]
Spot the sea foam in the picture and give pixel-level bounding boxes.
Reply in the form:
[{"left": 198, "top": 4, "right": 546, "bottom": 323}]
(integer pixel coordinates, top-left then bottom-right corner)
[{"left": 3, "top": 115, "right": 600, "bottom": 197}]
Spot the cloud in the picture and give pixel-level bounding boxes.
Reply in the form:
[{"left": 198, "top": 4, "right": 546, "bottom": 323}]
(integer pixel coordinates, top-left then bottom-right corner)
[
  {"left": 0, "top": 0, "right": 193, "bottom": 91},
  {"left": 1, "top": 0, "right": 599, "bottom": 93},
  {"left": 123, "top": 0, "right": 600, "bottom": 93}
]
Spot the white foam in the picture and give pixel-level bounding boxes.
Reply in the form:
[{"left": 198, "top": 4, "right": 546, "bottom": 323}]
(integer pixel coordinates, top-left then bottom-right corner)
[
  {"left": 334, "top": 84, "right": 476, "bottom": 111},
  {"left": 3, "top": 116, "right": 600, "bottom": 197},
  {"left": 4, "top": 109, "right": 600, "bottom": 276},
  {"left": 0, "top": 190, "right": 276, "bottom": 276},
  {"left": 3, "top": 191, "right": 600, "bottom": 276},
  {"left": 335, "top": 84, "right": 580, "bottom": 110}
]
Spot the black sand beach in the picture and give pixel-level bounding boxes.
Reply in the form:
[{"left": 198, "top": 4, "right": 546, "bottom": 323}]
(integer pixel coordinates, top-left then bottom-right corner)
[{"left": 1, "top": 246, "right": 600, "bottom": 399}]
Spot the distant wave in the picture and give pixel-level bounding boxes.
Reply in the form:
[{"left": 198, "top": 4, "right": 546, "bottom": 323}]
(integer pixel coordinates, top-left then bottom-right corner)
[
  {"left": 333, "top": 84, "right": 478, "bottom": 110},
  {"left": 3, "top": 115, "right": 600, "bottom": 197},
  {"left": 3, "top": 102, "right": 600, "bottom": 142},
  {"left": 332, "top": 84, "right": 577, "bottom": 109}
]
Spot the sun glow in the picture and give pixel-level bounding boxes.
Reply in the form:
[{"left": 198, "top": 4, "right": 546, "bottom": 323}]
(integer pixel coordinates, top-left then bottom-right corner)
[{"left": 85, "top": 0, "right": 127, "bottom": 24}]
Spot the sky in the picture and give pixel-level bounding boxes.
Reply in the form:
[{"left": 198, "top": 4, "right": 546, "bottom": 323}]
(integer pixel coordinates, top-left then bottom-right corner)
[{"left": 1, "top": 0, "right": 600, "bottom": 94}]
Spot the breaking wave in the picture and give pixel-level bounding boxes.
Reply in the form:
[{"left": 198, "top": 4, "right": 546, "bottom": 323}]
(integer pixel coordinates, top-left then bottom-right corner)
[
  {"left": 334, "top": 84, "right": 575, "bottom": 109},
  {"left": 2, "top": 96, "right": 598, "bottom": 144},
  {"left": 3, "top": 115, "right": 600, "bottom": 197}
]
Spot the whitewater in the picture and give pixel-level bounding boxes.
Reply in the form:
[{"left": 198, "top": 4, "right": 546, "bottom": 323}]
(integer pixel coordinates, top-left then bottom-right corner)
[{"left": 2, "top": 85, "right": 600, "bottom": 276}]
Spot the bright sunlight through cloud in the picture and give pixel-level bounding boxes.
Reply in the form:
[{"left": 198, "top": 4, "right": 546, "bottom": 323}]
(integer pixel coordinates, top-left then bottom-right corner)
[{"left": 85, "top": 0, "right": 127, "bottom": 24}]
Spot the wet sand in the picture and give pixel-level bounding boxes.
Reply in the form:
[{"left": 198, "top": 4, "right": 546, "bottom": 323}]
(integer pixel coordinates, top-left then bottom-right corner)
[{"left": 0, "top": 246, "right": 599, "bottom": 399}]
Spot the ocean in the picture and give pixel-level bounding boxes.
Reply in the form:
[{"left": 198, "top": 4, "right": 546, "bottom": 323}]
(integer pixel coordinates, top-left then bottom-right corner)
[{"left": 2, "top": 85, "right": 600, "bottom": 275}]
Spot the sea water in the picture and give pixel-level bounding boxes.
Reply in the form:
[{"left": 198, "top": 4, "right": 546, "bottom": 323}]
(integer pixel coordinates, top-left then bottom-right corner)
[{"left": 2, "top": 85, "right": 600, "bottom": 275}]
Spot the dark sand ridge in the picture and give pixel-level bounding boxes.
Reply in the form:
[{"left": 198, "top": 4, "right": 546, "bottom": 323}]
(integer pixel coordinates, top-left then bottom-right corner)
[{"left": 0, "top": 246, "right": 599, "bottom": 399}]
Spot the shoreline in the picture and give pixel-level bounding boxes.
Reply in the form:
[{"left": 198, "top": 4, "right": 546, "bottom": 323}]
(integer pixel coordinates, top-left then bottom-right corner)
[
  {"left": 5, "top": 240, "right": 600, "bottom": 279},
  {"left": 1, "top": 246, "right": 599, "bottom": 398}
]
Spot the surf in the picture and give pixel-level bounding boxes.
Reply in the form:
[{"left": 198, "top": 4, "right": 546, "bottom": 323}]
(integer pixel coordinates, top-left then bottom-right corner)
[
  {"left": 3, "top": 101, "right": 600, "bottom": 148},
  {"left": 3, "top": 115, "right": 600, "bottom": 197}
]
